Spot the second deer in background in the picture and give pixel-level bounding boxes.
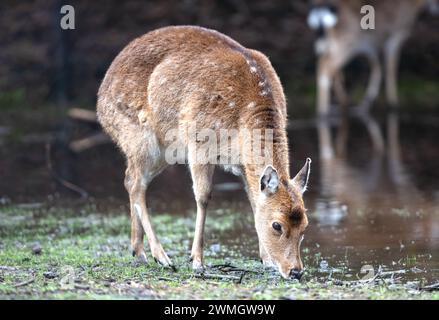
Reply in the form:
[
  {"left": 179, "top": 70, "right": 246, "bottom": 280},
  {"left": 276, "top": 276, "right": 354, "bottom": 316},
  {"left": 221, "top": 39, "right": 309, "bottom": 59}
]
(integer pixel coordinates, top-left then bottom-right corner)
[{"left": 308, "top": 0, "right": 438, "bottom": 159}]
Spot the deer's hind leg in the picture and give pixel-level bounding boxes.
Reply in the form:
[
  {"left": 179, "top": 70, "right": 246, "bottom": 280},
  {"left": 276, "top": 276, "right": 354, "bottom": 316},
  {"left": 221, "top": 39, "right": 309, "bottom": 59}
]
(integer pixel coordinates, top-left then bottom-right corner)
[
  {"left": 124, "top": 164, "right": 147, "bottom": 263},
  {"left": 124, "top": 141, "right": 172, "bottom": 268},
  {"left": 189, "top": 163, "right": 215, "bottom": 271},
  {"left": 384, "top": 32, "right": 408, "bottom": 107},
  {"left": 355, "top": 51, "right": 382, "bottom": 113}
]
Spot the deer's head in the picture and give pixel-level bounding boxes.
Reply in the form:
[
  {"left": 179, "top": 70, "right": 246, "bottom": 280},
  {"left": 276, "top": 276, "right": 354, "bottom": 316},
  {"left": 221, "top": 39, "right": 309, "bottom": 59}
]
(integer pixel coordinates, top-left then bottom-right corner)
[{"left": 254, "top": 158, "right": 311, "bottom": 279}]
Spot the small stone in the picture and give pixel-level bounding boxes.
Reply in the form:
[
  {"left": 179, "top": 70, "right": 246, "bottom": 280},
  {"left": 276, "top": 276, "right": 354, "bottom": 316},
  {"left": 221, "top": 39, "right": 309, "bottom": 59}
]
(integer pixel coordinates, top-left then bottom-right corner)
[
  {"left": 32, "top": 243, "right": 42, "bottom": 255},
  {"left": 43, "top": 271, "right": 58, "bottom": 279}
]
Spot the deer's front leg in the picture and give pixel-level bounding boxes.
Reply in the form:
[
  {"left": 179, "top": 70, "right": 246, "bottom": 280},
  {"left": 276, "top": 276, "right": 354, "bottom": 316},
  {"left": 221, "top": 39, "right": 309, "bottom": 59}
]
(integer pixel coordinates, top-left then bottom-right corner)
[{"left": 189, "top": 163, "right": 214, "bottom": 271}]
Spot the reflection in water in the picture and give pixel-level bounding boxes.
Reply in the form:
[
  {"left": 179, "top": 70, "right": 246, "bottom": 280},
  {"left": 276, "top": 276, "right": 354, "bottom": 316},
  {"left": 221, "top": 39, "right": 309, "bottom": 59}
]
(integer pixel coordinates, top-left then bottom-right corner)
[
  {"left": 308, "top": 110, "right": 438, "bottom": 283},
  {"left": 314, "top": 111, "right": 421, "bottom": 224}
]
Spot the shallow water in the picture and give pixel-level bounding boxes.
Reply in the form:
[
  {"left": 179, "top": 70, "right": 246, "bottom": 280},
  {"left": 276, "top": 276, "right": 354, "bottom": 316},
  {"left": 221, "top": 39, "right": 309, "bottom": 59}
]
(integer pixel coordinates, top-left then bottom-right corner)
[{"left": 1, "top": 109, "right": 438, "bottom": 285}]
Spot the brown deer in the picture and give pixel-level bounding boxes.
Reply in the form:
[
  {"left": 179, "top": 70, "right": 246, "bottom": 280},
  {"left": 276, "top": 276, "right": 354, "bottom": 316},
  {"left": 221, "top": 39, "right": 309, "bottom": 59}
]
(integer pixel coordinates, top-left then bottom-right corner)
[
  {"left": 308, "top": 0, "right": 437, "bottom": 159},
  {"left": 97, "top": 26, "right": 311, "bottom": 279}
]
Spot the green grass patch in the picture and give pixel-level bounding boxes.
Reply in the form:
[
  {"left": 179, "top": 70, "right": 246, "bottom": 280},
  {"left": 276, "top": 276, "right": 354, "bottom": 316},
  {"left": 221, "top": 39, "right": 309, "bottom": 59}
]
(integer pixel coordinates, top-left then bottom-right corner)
[{"left": 0, "top": 205, "right": 437, "bottom": 300}]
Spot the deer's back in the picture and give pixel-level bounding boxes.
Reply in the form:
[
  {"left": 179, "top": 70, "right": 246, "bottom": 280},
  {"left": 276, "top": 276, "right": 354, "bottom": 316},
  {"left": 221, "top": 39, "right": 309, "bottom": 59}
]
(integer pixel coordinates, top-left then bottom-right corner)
[{"left": 97, "top": 26, "right": 286, "bottom": 149}]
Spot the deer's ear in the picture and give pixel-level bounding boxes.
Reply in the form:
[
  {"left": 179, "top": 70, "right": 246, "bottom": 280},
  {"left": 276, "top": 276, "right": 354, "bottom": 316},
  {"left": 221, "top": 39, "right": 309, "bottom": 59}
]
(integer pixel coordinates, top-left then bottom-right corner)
[
  {"left": 292, "top": 158, "right": 311, "bottom": 194},
  {"left": 260, "top": 165, "right": 279, "bottom": 196}
]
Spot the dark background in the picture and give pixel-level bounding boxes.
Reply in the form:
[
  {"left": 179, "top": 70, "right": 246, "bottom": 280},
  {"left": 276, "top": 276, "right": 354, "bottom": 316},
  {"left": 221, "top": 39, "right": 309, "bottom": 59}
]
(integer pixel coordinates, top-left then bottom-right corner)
[
  {"left": 0, "top": 0, "right": 438, "bottom": 203},
  {"left": 1, "top": 0, "right": 438, "bottom": 107}
]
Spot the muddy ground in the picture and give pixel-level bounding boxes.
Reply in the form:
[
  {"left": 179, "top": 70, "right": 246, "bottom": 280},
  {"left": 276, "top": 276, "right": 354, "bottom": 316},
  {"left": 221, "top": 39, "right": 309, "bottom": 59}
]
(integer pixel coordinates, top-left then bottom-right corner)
[{"left": 0, "top": 202, "right": 437, "bottom": 300}]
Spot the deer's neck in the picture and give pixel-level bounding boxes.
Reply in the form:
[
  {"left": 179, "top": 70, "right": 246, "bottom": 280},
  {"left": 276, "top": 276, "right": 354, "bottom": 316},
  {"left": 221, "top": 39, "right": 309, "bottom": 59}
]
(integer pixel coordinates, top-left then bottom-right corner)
[{"left": 241, "top": 127, "right": 290, "bottom": 197}]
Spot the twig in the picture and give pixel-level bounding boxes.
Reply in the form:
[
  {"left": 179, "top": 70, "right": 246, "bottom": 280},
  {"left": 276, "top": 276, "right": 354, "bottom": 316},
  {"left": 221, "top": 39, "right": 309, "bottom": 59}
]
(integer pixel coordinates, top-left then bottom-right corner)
[
  {"left": 380, "top": 270, "right": 406, "bottom": 276},
  {"left": 13, "top": 277, "right": 35, "bottom": 287},
  {"left": 68, "top": 108, "right": 98, "bottom": 122},
  {"left": 74, "top": 283, "right": 90, "bottom": 290},
  {"left": 420, "top": 283, "right": 439, "bottom": 292},
  {"left": 45, "top": 142, "right": 89, "bottom": 199},
  {"left": 211, "top": 264, "right": 261, "bottom": 274},
  {"left": 158, "top": 277, "right": 177, "bottom": 282},
  {"left": 210, "top": 263, "right": 234, "bottom": 268},
  {"left": 237, "top": 272, "right": 246, "bottom": 284},
  {"left": 194, "top": 273, "right": 241, "bottom": 282},
  {"left": 69, "top": 132, "right": 110, "bottom": 153}
]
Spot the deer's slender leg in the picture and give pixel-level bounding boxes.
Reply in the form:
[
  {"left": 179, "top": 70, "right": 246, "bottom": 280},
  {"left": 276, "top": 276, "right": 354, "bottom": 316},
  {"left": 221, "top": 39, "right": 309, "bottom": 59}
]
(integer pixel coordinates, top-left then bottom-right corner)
[
  {"left": 126, "top": 158, "right": 172, "bottom": 268},
  {"left": 317, "top": 56, "right": 333, "bottom": 117},
  {"left": 317, "top": 55, "right": 337, "bottom": 160},
  {"left": 189, "top": 163, "right": 215, "bottom": 271},
  {"left": 359, "top": 113, "right": 385, "bottom": 153},
  {"left": 333, "top": 71, "right": 349, "bottom": 108},
  {"left": 125, "top": 163, "right": 146, "bottom": 263},
  {"left": 385, "top": 33, "right": 407, "bottom": 106},
  {"left": 333, "top": 71, "right": 349, "bottom": 157},
  {"left": 357, "top": 52, "right": 382, "bottom": 113}
]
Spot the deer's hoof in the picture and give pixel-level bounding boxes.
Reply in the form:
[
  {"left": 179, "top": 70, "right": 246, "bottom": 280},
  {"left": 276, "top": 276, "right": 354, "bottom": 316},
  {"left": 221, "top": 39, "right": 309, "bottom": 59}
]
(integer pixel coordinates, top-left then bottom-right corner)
[
  {"left": 192, "top": 259, "right": 204, "bottom": 273},
  {"left": 152, "top": 250, "right": 175, "bottom": 271},
  {"left": 137, "top": 251, "right": 148, "bottom": 264},
  {"left": 132, "top": 250, "right": 148, "bottom": 264}
]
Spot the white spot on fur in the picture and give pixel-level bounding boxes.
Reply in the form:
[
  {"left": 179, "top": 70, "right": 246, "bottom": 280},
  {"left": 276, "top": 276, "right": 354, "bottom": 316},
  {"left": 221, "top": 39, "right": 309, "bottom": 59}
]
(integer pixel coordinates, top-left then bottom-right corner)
[
  {"left": 138, "top": 110, "right": 147, "bottom": 123},
  {"left": 258, "top": 81, "right": 265, "bottom": 87},
  {"left": 228, "top": 101, "right": 236, "bottom": 108},
  {"left": 247, "top": 102, "right": 256, "bottom": 108},
  {"left": 158, "top": 76, "right": 167, "bottom": 85},
  {"left": 250, "top": 66, "right": 257, "bottom": 73}
]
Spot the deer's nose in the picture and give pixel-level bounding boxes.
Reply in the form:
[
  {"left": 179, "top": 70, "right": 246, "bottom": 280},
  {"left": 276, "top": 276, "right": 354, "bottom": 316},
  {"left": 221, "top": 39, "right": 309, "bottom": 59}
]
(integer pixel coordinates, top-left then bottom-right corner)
[{"left": 289, "top": 268, "right": 304, "bottom": 280}]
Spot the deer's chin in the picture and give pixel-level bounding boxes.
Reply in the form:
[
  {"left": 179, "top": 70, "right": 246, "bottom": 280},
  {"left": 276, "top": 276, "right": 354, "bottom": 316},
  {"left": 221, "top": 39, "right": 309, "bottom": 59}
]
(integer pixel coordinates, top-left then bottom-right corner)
[
  {"left": 279, "top": 270, "right": 290, "bottom": 279},
  {"left": 263, "top": 256, "right": 291, "bottom": 279},
  {"left": 277, "top": 264, "right": 292, "bottom": 279},
  {"left": 264, "top": 258, "right": 291, "bottom": 279}
]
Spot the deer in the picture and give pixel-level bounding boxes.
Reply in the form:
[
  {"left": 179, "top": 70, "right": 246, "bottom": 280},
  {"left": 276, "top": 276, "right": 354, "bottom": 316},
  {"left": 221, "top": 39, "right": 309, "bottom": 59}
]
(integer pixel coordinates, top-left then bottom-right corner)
[
  {"left": 97, "top": 26, "right": 311, "bottom": 280},
  {"left": 307, "top": 0, "right": 438, "bottom": 159}
]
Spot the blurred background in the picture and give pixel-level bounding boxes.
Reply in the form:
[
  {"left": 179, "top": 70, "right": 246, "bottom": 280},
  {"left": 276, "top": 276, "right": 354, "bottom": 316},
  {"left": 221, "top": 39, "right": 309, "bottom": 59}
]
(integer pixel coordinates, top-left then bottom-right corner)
[{"left": 0, "top": 0, "right": 438, "bottom": 283}]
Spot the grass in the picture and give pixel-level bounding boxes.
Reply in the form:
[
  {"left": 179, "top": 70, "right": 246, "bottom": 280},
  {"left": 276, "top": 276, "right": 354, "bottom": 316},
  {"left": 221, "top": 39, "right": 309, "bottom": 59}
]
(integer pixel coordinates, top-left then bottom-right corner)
[{"left": 0, "top": 204, "right": 437, "bottom": 300}]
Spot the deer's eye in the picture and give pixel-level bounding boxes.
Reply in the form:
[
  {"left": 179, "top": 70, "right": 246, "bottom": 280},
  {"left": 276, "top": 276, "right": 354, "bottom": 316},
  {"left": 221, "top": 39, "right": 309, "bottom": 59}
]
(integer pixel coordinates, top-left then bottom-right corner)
[{"left": 272, "top": 222, "right": 282, "bottom": 232}]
